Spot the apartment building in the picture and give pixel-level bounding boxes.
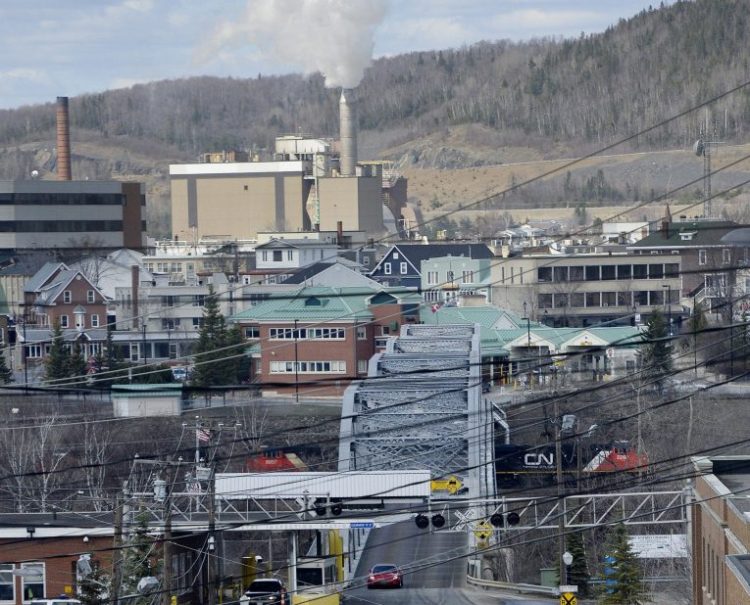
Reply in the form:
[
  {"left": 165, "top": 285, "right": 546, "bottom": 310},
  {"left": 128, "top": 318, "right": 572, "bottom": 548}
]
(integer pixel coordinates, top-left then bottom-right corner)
[{"left": 490, "top": 246, "right": 683, "bottom": 328}]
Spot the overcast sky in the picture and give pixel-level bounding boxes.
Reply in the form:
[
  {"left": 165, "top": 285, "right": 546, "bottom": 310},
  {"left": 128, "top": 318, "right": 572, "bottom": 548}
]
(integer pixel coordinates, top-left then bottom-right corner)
[{"left": 0, "top": 0, "right": 667, "bottom": 110}]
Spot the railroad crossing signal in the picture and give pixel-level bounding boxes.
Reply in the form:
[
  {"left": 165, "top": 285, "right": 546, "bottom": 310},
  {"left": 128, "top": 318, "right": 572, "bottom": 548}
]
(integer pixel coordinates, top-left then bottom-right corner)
[
  {"left": 473, "top": 520, "right": 492, "bottom": 541},
  {"left": 560, "top": 592, "right": 577, "bottom": 605},
  {"left": 431, "top": 475, "right": 463, "bottom": 495}
]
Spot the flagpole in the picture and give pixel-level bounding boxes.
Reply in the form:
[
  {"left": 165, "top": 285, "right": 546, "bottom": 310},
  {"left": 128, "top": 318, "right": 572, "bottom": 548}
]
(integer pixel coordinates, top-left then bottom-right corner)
[{"left": 195, "top": 415, "right": 200, "bottom": 467}]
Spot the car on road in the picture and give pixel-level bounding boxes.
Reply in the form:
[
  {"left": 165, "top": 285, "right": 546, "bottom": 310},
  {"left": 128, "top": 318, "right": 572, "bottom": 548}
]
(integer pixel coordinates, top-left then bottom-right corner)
[
  {"left": 239, "top": 578, "right": 290, "bottom": 605},
  {"left": 367, "top": 563, "right": 403, "bottom": 589}
]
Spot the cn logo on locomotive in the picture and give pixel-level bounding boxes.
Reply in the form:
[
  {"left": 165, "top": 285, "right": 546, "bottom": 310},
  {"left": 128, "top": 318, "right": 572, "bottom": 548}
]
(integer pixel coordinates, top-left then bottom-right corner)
[{"left": 523, "top": 452, "right": 554, "bottom": 467}]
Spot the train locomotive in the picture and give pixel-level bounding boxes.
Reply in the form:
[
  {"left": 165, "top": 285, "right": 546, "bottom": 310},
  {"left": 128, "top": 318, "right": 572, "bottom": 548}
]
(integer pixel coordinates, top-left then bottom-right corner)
[{"left": 495, "top": 438, "right": 648, "bottom": 489}]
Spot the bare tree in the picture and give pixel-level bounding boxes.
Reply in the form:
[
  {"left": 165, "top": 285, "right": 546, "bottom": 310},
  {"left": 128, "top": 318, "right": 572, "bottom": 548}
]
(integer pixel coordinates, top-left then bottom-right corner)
[{"left": 81, "top": 420, "right": 112, "bottom": 511}]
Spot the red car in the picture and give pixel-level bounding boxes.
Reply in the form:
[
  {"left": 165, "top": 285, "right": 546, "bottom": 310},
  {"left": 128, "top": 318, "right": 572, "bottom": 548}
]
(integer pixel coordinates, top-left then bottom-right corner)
[{"left": 367, "top": 564, "right": 403, "bottom": 589}]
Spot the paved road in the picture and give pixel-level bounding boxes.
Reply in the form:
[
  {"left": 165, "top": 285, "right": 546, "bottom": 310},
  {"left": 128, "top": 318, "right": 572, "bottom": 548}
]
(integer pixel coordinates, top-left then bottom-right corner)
[{"left": 345, "top": 520, "right": 504, "bottom": 604}]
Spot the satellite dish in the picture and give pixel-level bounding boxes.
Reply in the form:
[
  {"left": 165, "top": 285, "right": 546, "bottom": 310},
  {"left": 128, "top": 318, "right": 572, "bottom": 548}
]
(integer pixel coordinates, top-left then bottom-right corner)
[{"left": 693, "top": 139, "right": 705, "bottom": 156}]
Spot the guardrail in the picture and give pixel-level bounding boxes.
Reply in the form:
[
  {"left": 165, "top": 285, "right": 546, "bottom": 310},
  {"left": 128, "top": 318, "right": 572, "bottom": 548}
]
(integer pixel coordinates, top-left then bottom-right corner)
[{"left": 466, "top": 574, "right": 559, "bottom": 596}]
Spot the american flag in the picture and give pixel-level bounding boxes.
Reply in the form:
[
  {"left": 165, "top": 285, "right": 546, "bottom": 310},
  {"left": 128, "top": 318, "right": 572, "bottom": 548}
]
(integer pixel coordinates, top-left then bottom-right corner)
[{"left": 196, "top": 428, "right": 211, "bottom": 443}]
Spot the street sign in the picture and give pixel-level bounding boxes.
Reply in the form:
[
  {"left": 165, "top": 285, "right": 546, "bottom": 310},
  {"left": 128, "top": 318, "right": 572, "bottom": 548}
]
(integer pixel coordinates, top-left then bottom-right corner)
[
  {"left": 473, "top": 520, "right": 492, "bottom": 541},
  {"left": 349, "top": 522, "right": 374, "bottom": 529},
  {"left": 560, "top": 592, "right": 577, "bottom": 605},
  {"left": 431, "top": 475, "right": 463, "bottom": 495}
]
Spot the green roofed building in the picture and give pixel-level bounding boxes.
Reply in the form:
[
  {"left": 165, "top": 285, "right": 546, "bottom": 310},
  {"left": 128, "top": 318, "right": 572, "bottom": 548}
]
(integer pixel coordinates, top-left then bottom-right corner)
[{"left": 231, "top": 285, "right": 422, "bottom": 397}]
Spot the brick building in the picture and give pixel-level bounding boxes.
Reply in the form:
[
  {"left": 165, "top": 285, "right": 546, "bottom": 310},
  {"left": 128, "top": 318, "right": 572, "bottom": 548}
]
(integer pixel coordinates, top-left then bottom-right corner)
[
  {"left": 691, "top": 455, "right": 750, "bottom": 605},
  {"left": 232, "top": 286, "right": 421, "bottom": 396}
]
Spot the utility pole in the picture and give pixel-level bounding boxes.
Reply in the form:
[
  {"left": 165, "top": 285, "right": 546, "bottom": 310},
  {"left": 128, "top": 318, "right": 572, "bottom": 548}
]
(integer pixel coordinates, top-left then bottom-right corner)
[
  {"left": 162, "top": 468, "right": 173, "bottom": 605},
  {"left": 554, "top": 395, "right": 566, "bottom": 586},
  {"left": 111, "top": 492, "right": 124, "bottom": 605},
  {"left": 207, "top": 464, "right": 217, "bottom": 605}
]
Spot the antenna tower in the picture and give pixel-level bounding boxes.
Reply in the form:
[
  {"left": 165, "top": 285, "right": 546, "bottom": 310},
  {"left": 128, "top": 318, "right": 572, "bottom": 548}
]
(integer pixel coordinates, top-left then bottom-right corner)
[{"left": 693, "top": 109, "right": 722, "bottom": 218}]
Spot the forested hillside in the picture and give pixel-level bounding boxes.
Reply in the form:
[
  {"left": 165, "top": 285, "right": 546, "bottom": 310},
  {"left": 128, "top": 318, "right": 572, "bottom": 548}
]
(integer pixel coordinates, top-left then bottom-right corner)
[
  {"left": 0, "top": 0, "right": 748, "bottom": 163},
  {"left": 1, "top": 0, "right": 750, "bottom": 237}
]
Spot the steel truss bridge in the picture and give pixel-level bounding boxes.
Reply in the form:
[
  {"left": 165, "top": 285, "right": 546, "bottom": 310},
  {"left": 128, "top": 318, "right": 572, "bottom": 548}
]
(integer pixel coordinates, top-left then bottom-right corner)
[{"left": 338, "top": 323, "right": 495, "bottom": 498}]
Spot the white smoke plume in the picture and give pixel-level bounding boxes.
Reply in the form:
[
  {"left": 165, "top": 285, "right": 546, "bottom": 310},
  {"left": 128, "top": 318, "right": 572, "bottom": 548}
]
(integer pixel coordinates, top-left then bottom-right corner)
[{"left": 198, "top": 0, "right": 387, "bottom": 89}]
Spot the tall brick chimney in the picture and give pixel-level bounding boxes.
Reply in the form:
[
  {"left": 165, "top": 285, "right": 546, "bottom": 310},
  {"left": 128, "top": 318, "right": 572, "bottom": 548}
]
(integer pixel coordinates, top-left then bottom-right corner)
[{"left": 56, "top": 96, "right": 72, "bottom": 181}]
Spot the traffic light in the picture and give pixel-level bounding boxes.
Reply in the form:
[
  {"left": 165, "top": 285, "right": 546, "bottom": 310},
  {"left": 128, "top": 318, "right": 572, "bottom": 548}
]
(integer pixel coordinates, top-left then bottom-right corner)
[
  {"left": 313, "top": 498, "right": 344, "bottom": 517},
  {"left": 414, "top": 513, "right": 446, "bottom": 529},
  {"left": 488, "top": 512, "right": 520, "bottom": 527}
]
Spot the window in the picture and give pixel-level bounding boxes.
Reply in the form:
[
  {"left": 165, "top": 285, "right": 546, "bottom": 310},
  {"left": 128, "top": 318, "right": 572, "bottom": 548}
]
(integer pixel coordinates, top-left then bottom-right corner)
[
  {"left": 648, "top": 264, "right": 664, "bottom": 279},
  {"left": 634, "top": 290, "right": 649, "bottom": 305},
  {"left": 287, "top": 249, "right": 294, "bottom": 261},
  {"left": 60, "top": 315, "right": 69, "bottom": 328},
  {"left": 87, "top": 290, "right": 95, "bottom": 303},
  {"left": 650, "top": 290, "right": 663, "bottom": 305},
  {"left": 602, "top": 292, "right": 617, "bottom": 307},
  {"left": 21, "top": 562, "right": 44, "bottom": 601},
  {"left": 384, "top": 262, "right": 392, "bottom": 275},
  {"left": 0, "top": 564, "right": 14, "bottom": 601},
  {"left": 269, "top": 361, "right": 347, "bottom": 374},
  {"left": 723, "top": 248, "right": 731, "bottom": 264},
  {"left": 25, "top": 345, "right": 42, "bottom": 358},
  {"left": 357, "top": 360, "right": 368, "bottom": 374},
  {"left": 261, "top": 250, "right": 268, "bottom": 261},
  {"left": 381, "top": 325, "right": 390, "bottom": 335},
  {"left": 392, "top": 252, "right": 399, "bottom": 260},
  {"left": 601, "top": 265, "right": 616, "bottom": 280},
  {"left": 553, "top": 266, "right": 568, "bottom": 282},
  {"left": 63, "top": 290, "right": 72, "bottom": 303},
  {"left": 357, "top": 326, "right": 367, "bottom": 340},
  {"left": 617, "top": 291, "right": 631, "bottom": 307},
  {"left": 192, "top": 318, "right": 203, "bottom": 328},
  {"left": 462, "top": 270, "right": 473, "bottom": 283},
  {"left": 569, "top": 266, "right": 584, "bottom": 281},
  {"left": 633, "top": 264, "right": 648, "bottom": 279},
  {"left": 585, "top": 292, "right": 600, "bottom": 307},
  {"left": 192, "top": 295, "right": 205, "bottom": 306},
  {"left": 244, "top": 327, "right": 259, "bottom": 339},
  {"left": 400, "top": 262, "right": 408, "bottom": 275},
  {"left": 665, "top": 263, "right": 679, "bottom": 278},
  {"left": 570, "top": 293, "right": 585, "bottom": 307},
  {"left": 585, "top": 266, "right": 600, "bottom": 281},
  {"left": 617, "top": 264, "right": 632, "bottom": 279},
  {"left": 698, "top": 249, "right": 707, "bottom": 266},
  {"left": 553, "top": 294, "right": 567, "bottom": 308},
  {"left": 273, "top": 250, "right": 282, "bottom": 262},
  {"left": 537, "top": 267, "right": 552, "bottom": 282},
  {"left": 162, "top": 296, "right": 175, "bottom": 307},
  {"left": 537, "top": 294, "right": 553, "bottom": 308},
  {"left": 427, "top": 271, "right": 438, "bottom": 285}
]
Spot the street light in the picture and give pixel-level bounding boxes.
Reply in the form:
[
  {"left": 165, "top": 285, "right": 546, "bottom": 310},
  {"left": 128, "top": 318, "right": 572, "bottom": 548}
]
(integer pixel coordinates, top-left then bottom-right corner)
[{"left": 562, "top": 550, "right": 573, "bottom": 584}]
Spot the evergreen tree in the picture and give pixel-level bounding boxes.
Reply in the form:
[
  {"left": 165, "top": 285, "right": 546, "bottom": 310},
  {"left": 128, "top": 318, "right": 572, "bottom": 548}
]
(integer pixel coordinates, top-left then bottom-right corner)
[
  {"left": 121, "top": 511, "right": 160, "bottom": 605},
  {"left": 566, "top": 531, "right": 591, "bottom": 597},
  {"left": 67, "top": 340, "right": 88, "bottom": 385},
  {"left": 599, "top": 524, "right": 645, "bottom": 605},
  {"left": 78, "top": 557, "right": 108, "bottom": 605},
  {"left": 45, "top": 321, "right": 69, "bottom": 383},
  {"left": 638, "top": 309, "right": 672, "bottom": 390},
  {"left": 0, "top": 348, "right": 13, "bottom": 384},
  {"left": 193, "top": 287, "right": 244, "bottom": 394}
]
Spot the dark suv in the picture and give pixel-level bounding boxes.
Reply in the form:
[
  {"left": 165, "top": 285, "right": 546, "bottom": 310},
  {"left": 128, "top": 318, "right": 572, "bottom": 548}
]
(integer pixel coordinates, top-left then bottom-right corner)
[{"left": 239, "top": 579, "right": 289, "bottom": 605}]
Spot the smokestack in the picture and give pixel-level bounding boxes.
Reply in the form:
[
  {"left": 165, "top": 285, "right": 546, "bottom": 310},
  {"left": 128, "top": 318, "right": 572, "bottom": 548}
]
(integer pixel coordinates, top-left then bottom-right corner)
[
  {"left": 339, "top": 88, "right": 357, "bottom": 177},
  {"left": 56, "top": 96, "right": 72, "bottom": 181}
]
